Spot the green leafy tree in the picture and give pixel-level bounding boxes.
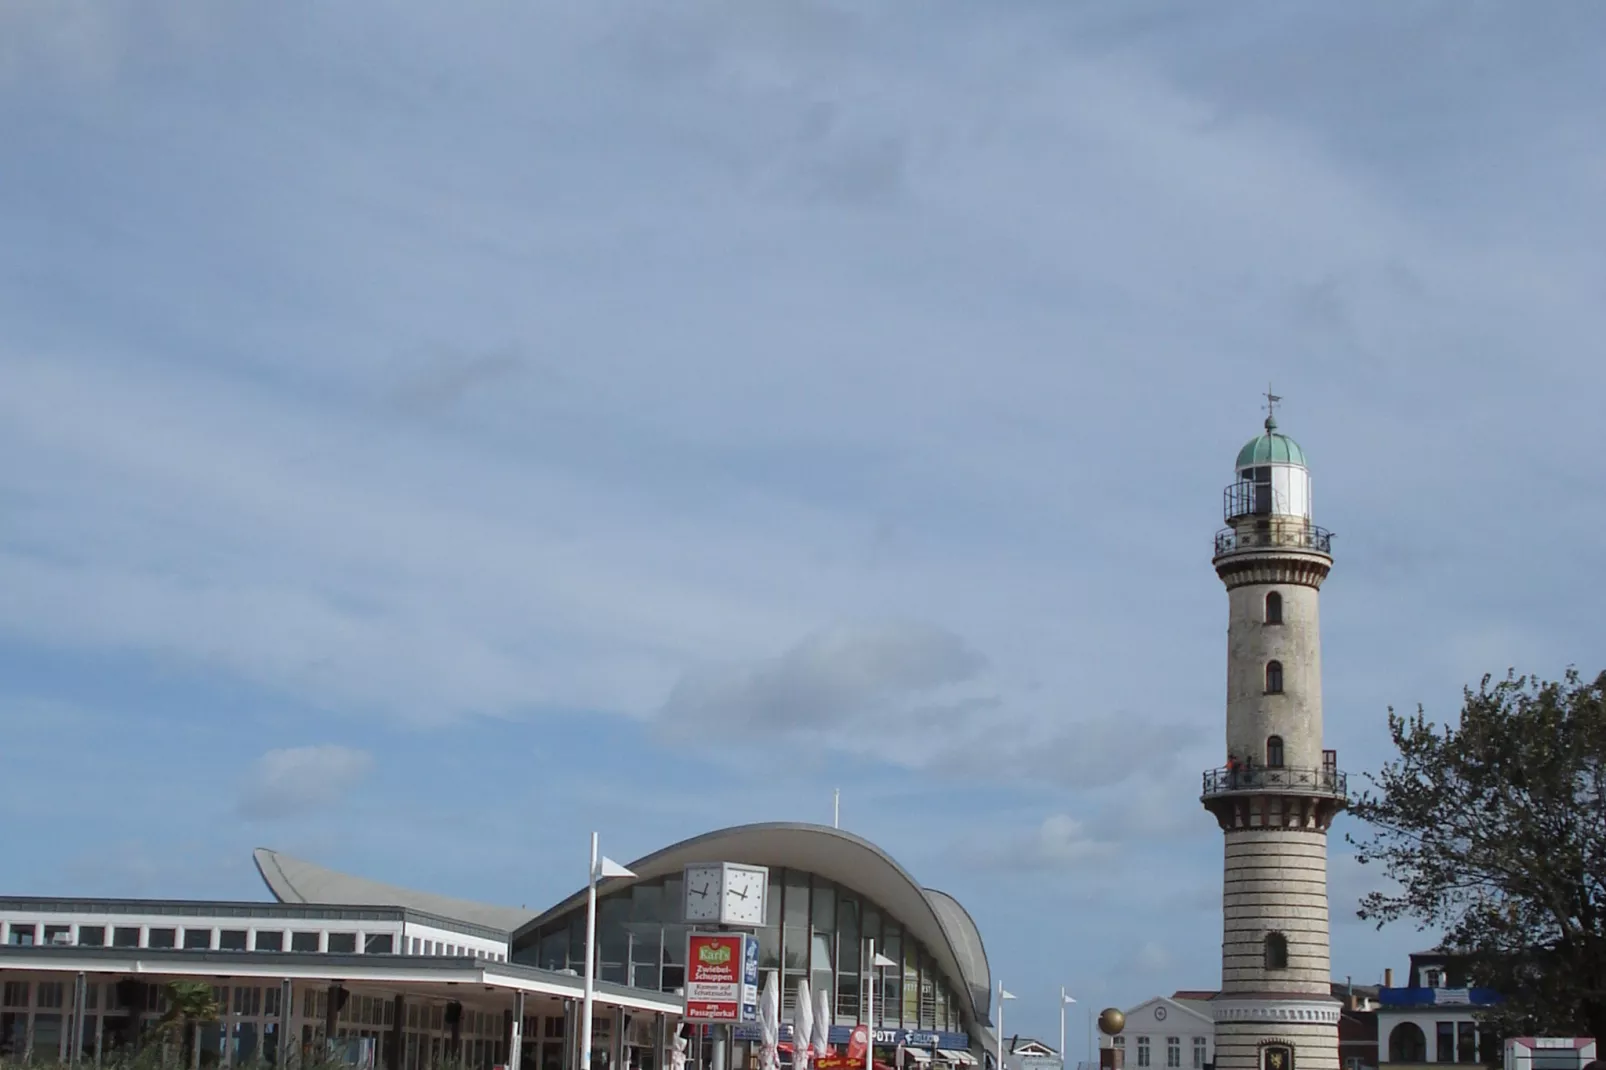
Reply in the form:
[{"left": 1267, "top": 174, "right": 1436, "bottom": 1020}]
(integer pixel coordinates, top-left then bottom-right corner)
[{"left": 1347, "top": 668, "right": 1606, "bottom": 1045}]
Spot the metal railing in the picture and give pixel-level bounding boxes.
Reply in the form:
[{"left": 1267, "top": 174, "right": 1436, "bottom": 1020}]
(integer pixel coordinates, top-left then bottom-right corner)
[
  {"left": 1201, "top": 765, "right": 1347, "bottom": 798},
  {"left": 1213, "top": 525, "right": 1333, "bottom": 556}
]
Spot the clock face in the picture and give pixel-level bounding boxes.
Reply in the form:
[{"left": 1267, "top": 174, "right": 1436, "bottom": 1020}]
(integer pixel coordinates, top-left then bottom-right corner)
[
  {"left": 721, "top": 866, "right": 767, "bottom": 927},
  {"left": 684, "top": 865, "right": 723, "bottom": 921}
]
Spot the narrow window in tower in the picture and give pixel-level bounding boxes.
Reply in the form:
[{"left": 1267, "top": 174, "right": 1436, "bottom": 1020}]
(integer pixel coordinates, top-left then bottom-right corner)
[
  {"left": 1264, "top": 591, "right": 1282, "bottom": 624},
  {"left": 1264, "top": 932, "right": 1289, "bottom": 970},
  {"left": 1266, "top": 736, "right": 1285, "bottom": 768},
  {"left": 1265, "top": 660, "right": 1284, "bottom": 694}
]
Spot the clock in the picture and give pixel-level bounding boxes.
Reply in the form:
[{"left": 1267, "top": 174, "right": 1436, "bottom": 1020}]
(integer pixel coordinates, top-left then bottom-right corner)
[
  {"left": 682, "top": 863, "right": 769, "bottom": 928},
  {"left": 721, "top": 865, "right": 767, "bottom": 927},
  {"left": 684, "top": 864, "right": 724, "bottom": 922}
]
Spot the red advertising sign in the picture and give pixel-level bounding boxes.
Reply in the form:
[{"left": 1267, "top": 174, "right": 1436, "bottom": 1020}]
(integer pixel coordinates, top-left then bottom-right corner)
[{"left": 684, "top": 933, "right": 756, "bottom": 1023}]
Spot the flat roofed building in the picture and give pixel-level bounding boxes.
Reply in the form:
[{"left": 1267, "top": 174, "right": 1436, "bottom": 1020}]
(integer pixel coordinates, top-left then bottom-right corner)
[{"left": 0, "top": 823, "right": 991, "bottom": 1070}]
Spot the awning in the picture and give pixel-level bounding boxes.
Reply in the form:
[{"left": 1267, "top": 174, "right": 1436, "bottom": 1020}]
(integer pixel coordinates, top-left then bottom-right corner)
[
  {"left": 938, "top": 1053, "right": 976, "bottom": 1066},
  {"left": 905, "top": 1052, "right": 932, "bottom": 1064}
]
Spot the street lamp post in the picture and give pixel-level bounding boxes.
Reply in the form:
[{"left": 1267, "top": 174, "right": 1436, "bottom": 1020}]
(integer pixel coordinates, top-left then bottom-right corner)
[
  {"left": 995, "top": 983, "right": 1016, "bottom": 1070},
  {"left": 581, "top": 833, "right": 636, "bottom": 1070},
  {"left": 864, "top": 941, "right": 897, "bottom": 1070},
  {"left": 1059, "top": 991, "right": 1077, "bottom": 1070}
]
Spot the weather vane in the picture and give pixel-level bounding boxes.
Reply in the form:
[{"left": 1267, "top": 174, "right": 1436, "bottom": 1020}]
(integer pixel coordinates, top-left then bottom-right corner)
[{"left": 1263, "top": 383, "right": 1282, "bottom": 428}]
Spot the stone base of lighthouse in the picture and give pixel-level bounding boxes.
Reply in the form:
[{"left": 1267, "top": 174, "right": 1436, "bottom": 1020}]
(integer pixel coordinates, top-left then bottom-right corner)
[
  {"left": 1211, "top": 1005, "right": 1340, "bottom": 1070},
  {"left": 1209, "top": 823, "right": 1342, "bottom": 1070}
]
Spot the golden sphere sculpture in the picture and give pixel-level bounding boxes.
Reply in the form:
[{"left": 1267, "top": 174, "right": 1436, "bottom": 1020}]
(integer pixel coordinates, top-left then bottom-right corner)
[{"left": 1098, "top": 1009, "right": 1125, "bottom": 1036}]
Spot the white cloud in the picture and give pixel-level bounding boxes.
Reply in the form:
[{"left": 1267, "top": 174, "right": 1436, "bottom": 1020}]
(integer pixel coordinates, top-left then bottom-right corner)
[
  {"left": 1133, "top": 941, "right": 1172, "bottom": 975},
  {"left": 237, "top": 745, "right": 375, "bottom": 820},
  {"left": 964, "top": 813, "right": 1117, "bottom": 872},
  {"left": 659, "top": 620, "right": 989, "bottom": 733}
]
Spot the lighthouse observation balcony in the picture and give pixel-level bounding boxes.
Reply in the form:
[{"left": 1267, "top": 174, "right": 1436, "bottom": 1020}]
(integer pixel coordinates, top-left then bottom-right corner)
[
  {"left": 1201, "top": 764, "right": 1347, "bottom": 800},
  {"left": 1214, "top": 524, "right": 1333, "bottom": 557}
]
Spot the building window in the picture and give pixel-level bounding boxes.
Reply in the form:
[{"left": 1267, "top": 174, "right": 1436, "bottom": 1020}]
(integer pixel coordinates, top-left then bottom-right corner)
[
  {"left": 113, "top": 927, "right": 140, "bottom": 948},
  {"left": 1264, "top": 932, "right": 1288, "bottom": 970},
  {"left": 147, "top": 928, "right": 177, "bottom": 949},
  {"left": 255, "top": 931, "right": 284, "bottom": 952},
  {"left": 1265, "top": 661, "right": 1284, "bottom": 694},
  {"left": 1266, "top": 736, "right": 1285, "bottom": 768},
  {"left": 1436, "top": 1022, "right": 1454, "bottom": 1063},
  {"left": 7, "top": 924, "right": 36, "bottom": 946},
  {"left": 78, "top": 926, "right": 105, "bottom": 947},
  {"left": 1193, "top": 1038, "right": 1207, "bottom": 1069},
  {"left": 1423, "top": 968, "right": 1444, "bottom": 988},
  {"left": 44, "top": 925, "right": 71, "bottom": 945},
  {"left": 1456, "top": 1023, "right": 1477, "bottom": 1063},
  {"left": 1265, "top": 592, "right": 1282, "bottom": 624},
  {"left": 1167, "top": 1038, "right": 1181, "bottom": 1068},
  {"left": 365, "top": 933, "right": 395, "bottom": 955},
  {"left": 291, "top": 931, "right": 320, "bottom": 952},
  {"left": 218, "top": 930, "right": 247, "bottom": 951},
  {"left": 327, "top": 932, "right": 357, "bottom": 954},
  {"left": 1137, "top": 1037, "right": 1151, "bottom": 1068},
  {"left": 184, "top": 929, "right": 212, "bottom": 950}
]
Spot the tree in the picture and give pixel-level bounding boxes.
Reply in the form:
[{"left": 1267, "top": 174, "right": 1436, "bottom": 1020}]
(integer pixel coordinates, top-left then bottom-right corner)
[
  {"left": 1348, "top": 668, "right": 1606, "bottom": 1044},
  {"left": 158, "top": 981, "right": 222, "bottom": 1066}
]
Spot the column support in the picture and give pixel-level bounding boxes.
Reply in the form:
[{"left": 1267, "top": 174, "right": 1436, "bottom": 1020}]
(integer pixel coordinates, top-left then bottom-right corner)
[
  {"left": 70, "top": 971, "right": 87, "bottom": 1067},
  {"left": 508, "top": 993, "right": 526, "bottom": 1070},
  {"left": 325, "top": 985, "right": 343, "bottom": 1058},
  {"left": 280, "top": 981, "right": 294, "bottom": 1070},
  {"left": 390, "top": 995, "right": 406, "bottom": 1070}
]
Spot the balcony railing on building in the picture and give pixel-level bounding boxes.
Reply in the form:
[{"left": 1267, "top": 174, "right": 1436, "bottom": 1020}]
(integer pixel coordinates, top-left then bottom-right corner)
[
  {"left": 1200, "top": 764, "right": 1347, "bottom": 799},
  {"left": 1213, "top": 524, "right": 1333, "bottom": 557}
]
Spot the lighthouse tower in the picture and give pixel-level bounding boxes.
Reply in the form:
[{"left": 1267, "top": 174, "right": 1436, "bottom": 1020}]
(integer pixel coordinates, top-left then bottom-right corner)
[{"left": 1201, "top": 398, "right": 1346, "bottom": 1070}]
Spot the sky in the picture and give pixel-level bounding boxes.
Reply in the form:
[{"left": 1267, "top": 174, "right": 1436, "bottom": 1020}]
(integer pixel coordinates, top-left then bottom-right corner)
[{"left": 3, "top": 0, "right": 1606, "bottom": 1051}]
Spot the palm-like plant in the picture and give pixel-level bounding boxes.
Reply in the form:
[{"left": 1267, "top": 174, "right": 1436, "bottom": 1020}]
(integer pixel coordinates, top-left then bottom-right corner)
[{"left": 157, "top": 981, "right": 222, "bottom": 1066}]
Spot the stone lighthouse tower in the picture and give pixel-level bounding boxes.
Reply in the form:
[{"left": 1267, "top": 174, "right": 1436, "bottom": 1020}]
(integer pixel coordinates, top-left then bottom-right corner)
[{"left": 1201, "top": 398, "right": 1347, "bottom": 1070}]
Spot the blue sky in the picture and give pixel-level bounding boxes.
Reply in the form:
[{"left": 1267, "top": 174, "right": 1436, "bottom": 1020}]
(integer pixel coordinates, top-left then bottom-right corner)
[{"left": 4, "top": 0, "right": 1606, "bottom": 1051}]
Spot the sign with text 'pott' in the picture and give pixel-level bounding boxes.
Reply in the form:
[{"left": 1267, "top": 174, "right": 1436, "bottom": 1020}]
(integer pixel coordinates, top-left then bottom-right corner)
[{"left": 684, "top": 933, "right": 758, "bottom": 1023}]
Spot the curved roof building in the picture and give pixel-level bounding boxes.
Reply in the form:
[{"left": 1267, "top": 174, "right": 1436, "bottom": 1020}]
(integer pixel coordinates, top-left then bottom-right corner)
[
  {"left": 257, "top": 823, "right": 994, "bottom": 1055},
  {"left": 253, "top": 847, "right": 536, "bottom": 933}
]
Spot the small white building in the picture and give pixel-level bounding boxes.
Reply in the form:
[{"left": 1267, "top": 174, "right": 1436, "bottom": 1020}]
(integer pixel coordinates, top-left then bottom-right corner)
[
  {"left": 1004, "top": 1038, "right": 1062, "bottom": 1070},
  {"left": 1109, "top": 996, "right": 1215, "bottom": 1070},
  {"left": 1376, "top": 952, "right": 1501, "bottom": 1069}
]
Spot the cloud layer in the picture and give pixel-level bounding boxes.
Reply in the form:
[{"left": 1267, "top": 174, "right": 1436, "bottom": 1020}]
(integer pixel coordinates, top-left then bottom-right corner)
[
  {"left": 238, "top": 746, "right": 375, "bottom": 820},
  {"left": 1, "top": 0, "right": 1601, "bottom": 1041}
]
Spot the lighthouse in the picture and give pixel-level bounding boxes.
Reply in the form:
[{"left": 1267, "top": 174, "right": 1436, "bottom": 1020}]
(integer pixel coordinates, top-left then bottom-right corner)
[{"left": 1201, "top": 397, "right": 1347, "bottom": 1070}]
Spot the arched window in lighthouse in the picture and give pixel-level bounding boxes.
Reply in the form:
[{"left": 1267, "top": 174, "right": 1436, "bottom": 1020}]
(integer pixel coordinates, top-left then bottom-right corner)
[
  {"left": 1264, "top": 932, "right": 1289, "bottom": 970},
  {"left": 1265, "top": 660, "right": 1284, "bottom": 694},
  {"left": 1264, "top": 591, "right": 1283, "bottom": 624},
  {"left": 1266, "top": 735, "right": 1285, "bottom": 768}
]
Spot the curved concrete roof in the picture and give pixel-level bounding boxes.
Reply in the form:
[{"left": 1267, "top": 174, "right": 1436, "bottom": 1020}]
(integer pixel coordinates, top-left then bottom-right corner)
[
  {"left": 253, "top": 848, "right": 534, "bottom": 934},
  {"left": 921, "top": 888, "right": 992, "bottom": 1023},
  {"left": 518, "top": 823, "right": 993, "bottom": 1026}
]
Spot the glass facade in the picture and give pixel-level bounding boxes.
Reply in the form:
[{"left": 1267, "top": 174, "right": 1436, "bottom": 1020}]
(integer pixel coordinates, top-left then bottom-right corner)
[{"left": 513, "top": 867, "right": 968, "bottom": 1034}]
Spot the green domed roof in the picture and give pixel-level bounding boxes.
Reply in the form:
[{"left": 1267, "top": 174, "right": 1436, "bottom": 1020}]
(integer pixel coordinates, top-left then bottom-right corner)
[{"left": 1236, "top": 416, "right": 1308, "bottom": 469}]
